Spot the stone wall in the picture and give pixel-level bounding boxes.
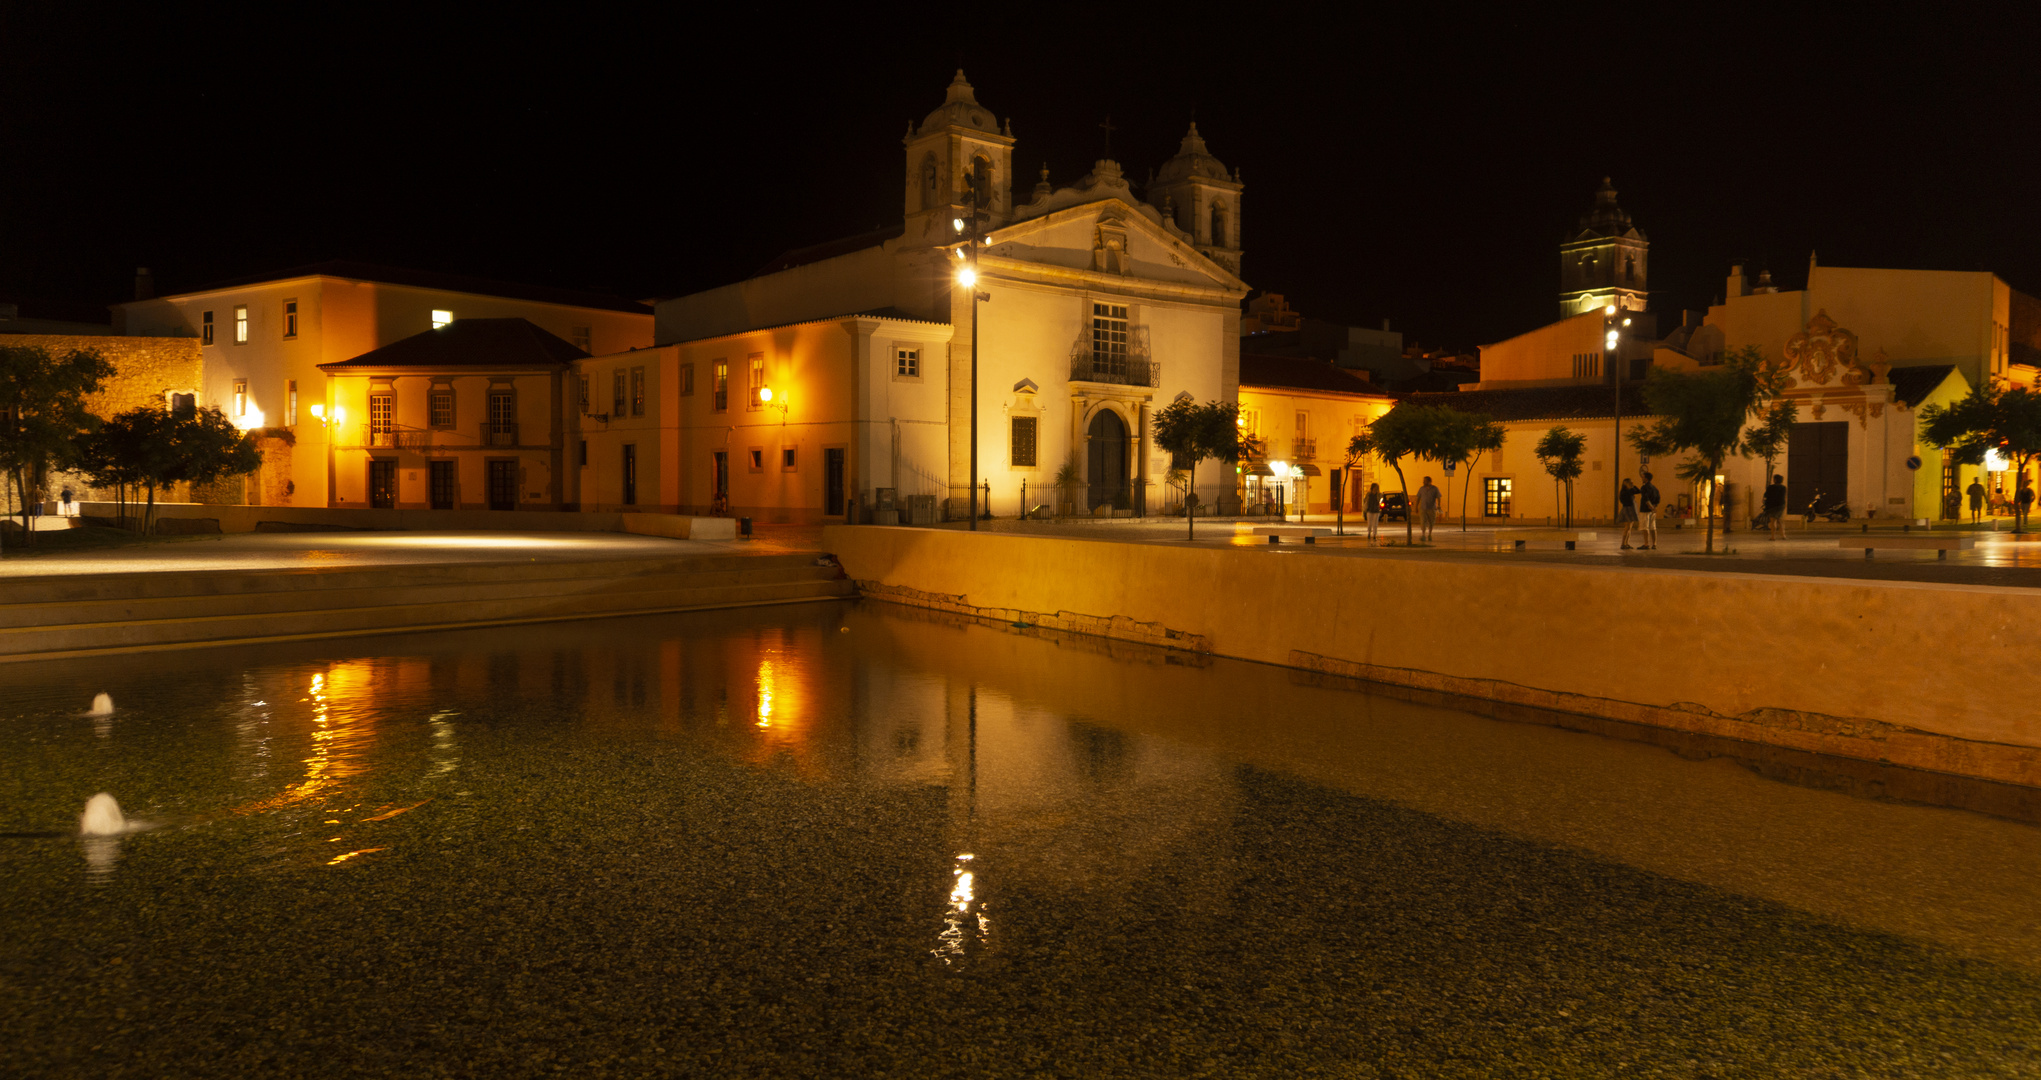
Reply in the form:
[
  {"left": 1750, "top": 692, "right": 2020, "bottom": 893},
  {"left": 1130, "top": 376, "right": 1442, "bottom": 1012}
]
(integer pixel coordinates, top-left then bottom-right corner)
[
  {"left": 5, "top": 335, "right": 205, "bottom": 509},
  {"left": 825, "top": 525, "right": 2041, "bottom": 788}
]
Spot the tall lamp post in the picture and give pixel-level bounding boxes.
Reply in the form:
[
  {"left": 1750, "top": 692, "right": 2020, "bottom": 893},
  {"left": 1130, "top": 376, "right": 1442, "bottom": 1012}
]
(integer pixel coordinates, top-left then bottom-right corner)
[{"left": 954, "top": 178, "right": 992, "bottom": 530}]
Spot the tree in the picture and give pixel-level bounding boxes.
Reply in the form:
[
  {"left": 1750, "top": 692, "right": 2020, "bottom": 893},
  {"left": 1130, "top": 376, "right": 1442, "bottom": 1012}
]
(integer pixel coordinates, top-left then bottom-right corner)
[
  {"left": 78, "top": 405, "right": 261, "bottom": 533},
  {"left": 1625, "top": 346, "right": 1784, "bottom": 553},
  {"left": 1534, "top": 426, "right": 1586, "bottom": 528},
  {"left": 1435, "top": 409, "right": 1506, "bottom": 529},
  {"left": 0, "top": 344, "right": 113, "bottom": 541},
  {"left": 1920, "top": 383, "right": 2041, "bottom": 534},
  {"left": 1743, "top": 398, "right": 1798, "bottom": 492},
  {"left": 1152, "top": 399, "right": 1242, "bottom": 539},
  {"left": 1350, "top": 406, "right": 1431, "bottom": 545}
]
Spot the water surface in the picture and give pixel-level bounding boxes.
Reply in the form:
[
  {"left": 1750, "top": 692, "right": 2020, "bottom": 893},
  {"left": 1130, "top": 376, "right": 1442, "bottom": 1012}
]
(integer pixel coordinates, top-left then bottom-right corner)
[{"left": 2, "top": 601, "right": 2037, "bottom": 1077}]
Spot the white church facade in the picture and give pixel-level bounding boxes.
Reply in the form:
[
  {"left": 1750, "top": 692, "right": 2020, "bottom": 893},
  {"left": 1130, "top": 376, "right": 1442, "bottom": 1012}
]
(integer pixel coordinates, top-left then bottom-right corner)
[{"left": 570, "top": 72, "right": 1251, "bottom": 522}]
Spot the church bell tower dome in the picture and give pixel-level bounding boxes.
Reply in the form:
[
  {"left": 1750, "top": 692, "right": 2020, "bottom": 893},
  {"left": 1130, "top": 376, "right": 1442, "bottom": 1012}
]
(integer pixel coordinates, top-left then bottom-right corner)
[
  {"left": 901, "top": 70, "right": 1016, "bottom": 242},
  {"left": 1148, "top": 122, "right": 1245, "bottom": 275},
  {"left": 1558, "top": 176, "right": 1648, "bottom": 319}
]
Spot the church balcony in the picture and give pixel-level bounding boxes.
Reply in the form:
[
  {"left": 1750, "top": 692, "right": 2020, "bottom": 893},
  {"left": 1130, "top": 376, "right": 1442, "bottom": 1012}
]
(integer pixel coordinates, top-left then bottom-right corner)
[{"left": 1069, "top": 351, "right": 1159, "bottom": 388}]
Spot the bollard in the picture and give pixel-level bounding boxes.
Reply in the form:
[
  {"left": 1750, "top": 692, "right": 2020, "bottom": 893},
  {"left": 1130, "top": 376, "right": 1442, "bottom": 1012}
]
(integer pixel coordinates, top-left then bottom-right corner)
[{"left": 740, "top": 517, "right": 753, "bottom": 539}]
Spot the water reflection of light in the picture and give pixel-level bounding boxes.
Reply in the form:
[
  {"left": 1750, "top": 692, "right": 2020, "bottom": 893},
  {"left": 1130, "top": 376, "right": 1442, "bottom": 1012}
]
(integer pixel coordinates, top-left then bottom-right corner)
[
  {"left": 756, "top": 660, "right": 775, "bottom": 728},
  {"left": 933, "top": 853, "right": 989, "bottom": 965}
]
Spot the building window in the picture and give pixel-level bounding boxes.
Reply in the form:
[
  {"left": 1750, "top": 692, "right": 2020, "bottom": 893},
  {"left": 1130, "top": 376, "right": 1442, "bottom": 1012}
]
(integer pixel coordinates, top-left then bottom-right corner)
[
  {"left": 622, "top": 444, "right": 637, "bottom": 506},
  {"left": 429, "top": 387, "right": 454, "bottom": 428},
  {"left": 233, "top": 305, "right": 248, "bottom": 344},
  {"left": 233, "top": 379, "right": 248, "bottom": 418},
  {"left": 170, "top": 392, "right": 196, "bottom": 417},
  {"left": 782, "top": 447, "right": 798, "bottom": 471},
  {"left": 1010, "top": 416, "right": 1038, "bottom": 467},
  {"left": 286, "top": 380, "right": 298, "bottom": 426},
  {"left": 282, "top": 299, "right": 298, "bottom": 339},
  {"left": 748, "top": 448, "right": 764, "bottom": 471},
  {"left": 748, "top": 354, "right": 766, "bottom": 408},
  {"left": 1091, "top": 303, "right": 1128, "bottom": 377},
  {"left": 432, "top": 309, "right": 454, "bottom": 330},
  {"left": 572, "top": 326, "right": 591, "bottom": 353},
  {"left": 630, "top": 366, "right": 645, "bottom": 417},
  {"left": 897, "top": 347, "right": 920, "bottom": 377},
  {"left": 578, "top": 440, "right": 588, "bottom": 467},
  {"left": 578, "top": 374, "right": 589, "bottom": 414},
  {"left": 487, "top": 390, "right": 515, "bottom": 446},
  {"left": 201, "top": 310, "right": 214, "bottom": 345},
  {"left": 713, "top": 360, "right": 729, "bottom": 411},
  {"left": 369, "top": 393, "right": 394, "bottom": 445},
  {"left": 612, "top": 370, "right": 626, "bottom": 417},
  {"left": 1484, "top": 477, "right": 1513, "bottom": 518},
  {"left": 680, "top": 363, "right": 695, "bottom": 396},
  {"left": 1239, "top": 408, "right": 1259, "bottom": 436}
]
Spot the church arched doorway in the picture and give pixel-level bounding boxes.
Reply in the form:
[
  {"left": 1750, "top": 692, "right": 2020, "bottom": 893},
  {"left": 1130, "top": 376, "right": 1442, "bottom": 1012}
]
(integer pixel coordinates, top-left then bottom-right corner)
[{"left": 1087, "top": 409, "right": 1129, "bottom": 511}]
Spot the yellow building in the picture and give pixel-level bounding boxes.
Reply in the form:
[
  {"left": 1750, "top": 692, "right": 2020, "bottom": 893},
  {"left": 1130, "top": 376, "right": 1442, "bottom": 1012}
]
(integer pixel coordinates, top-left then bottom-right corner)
[
  {"left": 1236, "top": 355, "right": 1395, "bottom": 515},
  {"left": 317, "top": 319, "right": 585, "bottom": 510}
]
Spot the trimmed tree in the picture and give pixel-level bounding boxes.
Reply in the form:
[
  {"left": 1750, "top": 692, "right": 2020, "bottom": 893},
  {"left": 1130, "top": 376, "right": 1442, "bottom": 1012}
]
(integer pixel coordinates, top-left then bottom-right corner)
[
  {"left": 1436, "top": 409, "right": 1506, "bottom": 529},
  {"left": 1625, "top": 347, "right": 1784, "bottom": 553},
  {"left": 1350, "top": 406, "right": 1432, "bottom": 545},
  {"left": 1152, "top": 399, "right": 1242, "bottom": 539},
  {"left": 1920, "top": 383, "right": 2041, "bottom": 534},
  {"left": 79, "top": 405, "right": 261, "bottom": 533},
  {"left": 0, "top": 343, "right": 113, "bottom": 540},
  {"left": 1534, "top": 426, "right": 1586, "bottom": 528}
]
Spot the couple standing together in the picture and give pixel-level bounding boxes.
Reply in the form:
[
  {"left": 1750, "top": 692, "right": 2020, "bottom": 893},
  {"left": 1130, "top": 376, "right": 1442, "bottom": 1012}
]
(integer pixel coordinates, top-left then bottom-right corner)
[
  {"left": 1357, "top": 477, "right": 1443, "bottom": 543},
  {"left": 1619, "top": 472, "right": 1660, "bottom": 550}
]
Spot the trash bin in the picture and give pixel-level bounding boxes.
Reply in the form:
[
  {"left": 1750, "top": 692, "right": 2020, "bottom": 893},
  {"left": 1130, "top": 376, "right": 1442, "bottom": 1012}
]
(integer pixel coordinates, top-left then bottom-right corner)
[{"left": 739, "top": 517, "right": 753, "bottom": 539}]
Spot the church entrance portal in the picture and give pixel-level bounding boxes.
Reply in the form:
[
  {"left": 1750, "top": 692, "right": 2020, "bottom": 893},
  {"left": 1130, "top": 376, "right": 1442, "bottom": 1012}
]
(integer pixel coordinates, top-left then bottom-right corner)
[
  {"left": 1786, "top": 421, "right": 1849, "bottom": 515},
  {"left": 1087, "top": 410, "right": 1128, "bottom": 511}
]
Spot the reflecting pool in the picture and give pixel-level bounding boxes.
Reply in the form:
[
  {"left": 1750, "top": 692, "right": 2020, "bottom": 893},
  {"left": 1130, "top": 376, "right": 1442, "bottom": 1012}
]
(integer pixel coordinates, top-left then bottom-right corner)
[{"left": 3, "top": 601, "right": 2038, "bottom": 1077}]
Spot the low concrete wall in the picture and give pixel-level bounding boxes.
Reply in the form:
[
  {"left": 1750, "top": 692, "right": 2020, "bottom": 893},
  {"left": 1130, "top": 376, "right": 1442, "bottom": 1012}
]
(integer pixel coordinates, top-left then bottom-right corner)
[
  {"left": 73, "top": 502, "right": 736, "bottom": 540},
  {"left": 824, "top": 525, "right": 2041, "bottom": 787}
]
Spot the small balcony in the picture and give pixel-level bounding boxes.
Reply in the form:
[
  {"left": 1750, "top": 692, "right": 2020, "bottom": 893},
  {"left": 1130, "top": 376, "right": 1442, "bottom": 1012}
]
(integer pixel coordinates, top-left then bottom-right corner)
[
  {"left": 487, "top": 423, "right": 518, "bottom": 447},
  {"left": 1069, "top": 350, "right": 1159, "bottom": 388},
  {"left": 1291, "top": 437, "right": 1317, "bottom": 462},
  {"left": 364, "top": 426, "right": 428, "bottom": 449}
]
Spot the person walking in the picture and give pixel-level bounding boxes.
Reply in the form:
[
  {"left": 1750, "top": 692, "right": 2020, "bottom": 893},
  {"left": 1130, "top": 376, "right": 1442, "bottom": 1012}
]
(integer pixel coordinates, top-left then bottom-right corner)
[
  {"left": 1415, "top": 476, "right": 1441, "bottom": 542},
  {"left": 2019, "top": 476, "right": 2035, "bottom": 531},
  {"left": 1638, "top": 471, "right": 1661, "bottom": 549},
  {"left": 59, "top": 486, "right": 75, "bottom": 518},
  {"left": 1763, "top": 473, "right": 1788, "bottom": 540},
  {"left": 1363, "top": 482, "right": 1382, "bottom": 542},
  {"left": 1618, "top": 478, "right": 1641, "bottom": 550},
  {"left": 1967, "top": 478, "right": 1986, "bottom": 523}
]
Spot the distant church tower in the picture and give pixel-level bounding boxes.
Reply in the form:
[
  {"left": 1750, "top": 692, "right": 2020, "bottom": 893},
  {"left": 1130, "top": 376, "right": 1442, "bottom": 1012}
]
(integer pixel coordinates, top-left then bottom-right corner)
[
  {"left": 1149, "top": 123, "right": 1245, "bottom": 276},
  {"left": 1558, "top": 178, "right": 1647, "bottom": 319},
  {"left": 902, "top": 71, "right": 1016, "bottom": 245}
]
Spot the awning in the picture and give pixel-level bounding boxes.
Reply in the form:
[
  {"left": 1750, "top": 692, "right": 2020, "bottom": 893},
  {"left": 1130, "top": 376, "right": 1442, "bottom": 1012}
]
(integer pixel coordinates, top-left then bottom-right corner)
[
  {"left": 1247, "top": 463, "right": 1275, "bottom": 476},
  {"left": 1293, "top": 464, "right": 1323, "bottom": 476}
]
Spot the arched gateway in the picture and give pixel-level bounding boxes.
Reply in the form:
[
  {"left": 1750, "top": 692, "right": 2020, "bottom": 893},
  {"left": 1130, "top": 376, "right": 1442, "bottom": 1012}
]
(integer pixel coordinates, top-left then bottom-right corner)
[{"left": 1087, "top": 409, "right": 1129, "bottom": 511}]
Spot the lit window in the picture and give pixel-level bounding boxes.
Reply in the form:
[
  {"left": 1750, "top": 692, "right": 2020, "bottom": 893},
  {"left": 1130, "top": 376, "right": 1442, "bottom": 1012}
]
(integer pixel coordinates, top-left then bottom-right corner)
[
  {"left": 679, "top": 363, "right": 695, "bottom": 396},
  {"left": 234, "top": 305, "right": 248, "bottom": 344},
  {"left": 369, "top": 393, "right": 394, "bottom": 445},
  {"left": 201, "top": 310, "right": 214, "bottom": 345},
  {"left": 233, "top": 379, "right": 248, "bottom": 417},
  {"left": 748, "top": 355, "right": 766, "bottom": 407},
  {"left": 1484, "top": 477, "right": 1513, "bottom": 518},
  {"left": 897, "top": 347, "right": 920, "bottom": 377},
  {"left": 282, "top": 299, "right": 298, "bottom": 339},
  {"left": 713, "top": 360, "right": 728, "bottom": 412},
  {"left": 630, "top": 366, "right": 645, "bottom": 417},
  {"left": 1090, "top": 303, "right": 1128, "bottom": 377},
  {"left": 572, "top": 326, "right": 591, "bottom": 353},
  {"left": 1010, "top": 416, "right": 1038, "bottom": 467},
  {"left": 431, "top": 309, "right": 454, "bottom": 330},
  {"left": 613, "top": 370, "right": 626, "bottom": 417},
  {"left": 429, "top": 388, "right": 454, "bottom": 428},
  {"left": 287, "top": 380, "right": 298, "bottom": 426},
  {"left": 782, "top": 447, "right": 797, "bottom": 471}
]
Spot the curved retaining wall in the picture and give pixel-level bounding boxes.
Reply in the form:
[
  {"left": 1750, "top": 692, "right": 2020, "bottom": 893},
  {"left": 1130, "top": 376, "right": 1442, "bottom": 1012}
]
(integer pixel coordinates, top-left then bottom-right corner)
[{"left": 824, "top": 525, "right": 2041, "bottom": 787}]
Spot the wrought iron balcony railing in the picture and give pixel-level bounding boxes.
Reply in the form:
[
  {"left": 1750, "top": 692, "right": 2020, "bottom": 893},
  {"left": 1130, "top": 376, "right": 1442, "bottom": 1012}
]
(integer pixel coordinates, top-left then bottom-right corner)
[
  {"left": 1291, "top": 437, "right": 1317, "bottom": 462},
  {"left": 1069, "top": 350, "right": 1159, "bottom": 388},
  {"left": 487, "top": 423, "right": 518, "bottom": 447}
]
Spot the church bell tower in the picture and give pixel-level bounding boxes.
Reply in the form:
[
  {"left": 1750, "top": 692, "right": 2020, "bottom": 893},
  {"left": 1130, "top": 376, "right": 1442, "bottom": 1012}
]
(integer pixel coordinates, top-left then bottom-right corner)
[
  {"left": 1559, "top": 177, "right": 1648, "bottom": 319},
  {"left": 902, "top": 71, "right": 1016, "bottom": 245},
  {"left": 1148, "top": 122, "right": 1245, "bottom": 276}
]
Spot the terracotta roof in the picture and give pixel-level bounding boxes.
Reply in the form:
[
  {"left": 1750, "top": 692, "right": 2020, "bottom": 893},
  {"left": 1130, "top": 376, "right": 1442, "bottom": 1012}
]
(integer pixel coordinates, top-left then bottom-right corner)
[
  {"left": 166, "top": 260, "right": 651, "bottom": 315},
  {"left": 1239, "top": 354, "right": 1385, "bottom": 396},
  {"left": 751, "top": 225, "right": 903, "bottom": 278},
  {"left": 1407, "top": 382, "right": 1652, "bottom": 422},
  {"left": 318, "top": 318, "right": 586, "bottom": 370},
  {"left": 1888, "top": 364, "right": 1960, "bottom": 407}
]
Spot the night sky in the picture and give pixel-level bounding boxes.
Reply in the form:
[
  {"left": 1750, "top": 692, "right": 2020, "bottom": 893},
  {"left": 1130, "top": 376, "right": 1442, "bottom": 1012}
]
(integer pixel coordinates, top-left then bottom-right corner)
[{"left": 4, "top": 5, "right": 2036, "bottom": 347}]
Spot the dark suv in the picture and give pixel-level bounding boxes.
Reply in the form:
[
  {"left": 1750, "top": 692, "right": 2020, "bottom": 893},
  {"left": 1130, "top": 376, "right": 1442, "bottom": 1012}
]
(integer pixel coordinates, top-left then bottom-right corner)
[{"left": 1379, "top": 492, "right": 1409, "bottom": 521}]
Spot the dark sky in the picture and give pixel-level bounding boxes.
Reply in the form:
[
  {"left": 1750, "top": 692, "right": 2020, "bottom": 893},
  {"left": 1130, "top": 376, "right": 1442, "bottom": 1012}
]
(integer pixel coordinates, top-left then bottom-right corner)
[{"left": 4, "top": 4, "right": 2037, "bottom": 347}]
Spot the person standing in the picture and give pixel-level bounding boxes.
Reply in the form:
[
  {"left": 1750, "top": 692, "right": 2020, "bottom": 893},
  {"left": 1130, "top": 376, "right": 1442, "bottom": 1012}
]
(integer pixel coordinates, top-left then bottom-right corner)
[
  {"left": 2019, "top": 476, "right": 2035, "bottom": 531},
  {"left": 1638, "top": 472, "right": 1661, "bottom": 549},
  {"left": 1968, "top": 478, "right": 1986, "bottom": 523},
  {"left": 1364, "top": 482, "right": 1382, "bottom": 542},
  {"left": 59, "top": 486, "right": 75, "bottom": 517},
  {"left": 1415, "top": 476, "right": 1441, "bottom": 541},
  {"left": 1764, "top": 473, "right": 1788, "bottom": 540},
  {"left": 1618, "top": 478, "right": 1641, "bottom": 550}
]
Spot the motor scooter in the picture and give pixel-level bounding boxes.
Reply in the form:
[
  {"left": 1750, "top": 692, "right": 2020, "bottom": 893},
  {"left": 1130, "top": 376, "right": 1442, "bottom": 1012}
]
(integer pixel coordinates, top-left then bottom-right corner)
[{"left": 1802, "top": 489, "right": 1851, "bottom": 523}]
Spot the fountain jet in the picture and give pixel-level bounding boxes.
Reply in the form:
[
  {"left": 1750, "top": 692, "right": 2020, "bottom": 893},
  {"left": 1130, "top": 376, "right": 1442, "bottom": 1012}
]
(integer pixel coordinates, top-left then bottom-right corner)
[
  {"left": 80, "top": 793, "right": 126, "bottom": 836},
  {"left": 87, "top": 693, "right": 113, "bottom": 716}
]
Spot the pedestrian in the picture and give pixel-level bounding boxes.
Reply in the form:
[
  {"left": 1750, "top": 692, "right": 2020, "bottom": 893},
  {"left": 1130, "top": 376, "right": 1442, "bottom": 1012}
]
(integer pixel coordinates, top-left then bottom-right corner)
[
  {"left": 1415, "top": 476, "right": 1441, "bottom": 541},
  {"left": 1638, "top": 471, "right": 1661, "bottom": 549},
  {"left": 1618, "top": 478, "right": 1640, "bottom": 549},
  {"left": 1764, "top": 473, "right": 1788, "bottom": 540},
  {"left": 1967, "top": 478, "right": 1986, "bottom": 523},
  {"left": 2020, "top": 477, "right": 2035, "bottom": 531},
  {"left": 59, "top": 486, "right": 75, "bottom": 517},
  {"left": 1364, "top": 482, "right": 1382, "bottom": 542}
]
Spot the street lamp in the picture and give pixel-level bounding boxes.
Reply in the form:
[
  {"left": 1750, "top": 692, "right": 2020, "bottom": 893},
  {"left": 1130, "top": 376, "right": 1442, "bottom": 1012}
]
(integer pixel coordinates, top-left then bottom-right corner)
[
  {"left": 1606, "top": 303, "right": 1622, "bottom": 525},
  {"left": 759, "top": 385, "right": 788, "bottom": 425},
  {"left": 955, "top": 176, "right": 993, "bottom": 529}
]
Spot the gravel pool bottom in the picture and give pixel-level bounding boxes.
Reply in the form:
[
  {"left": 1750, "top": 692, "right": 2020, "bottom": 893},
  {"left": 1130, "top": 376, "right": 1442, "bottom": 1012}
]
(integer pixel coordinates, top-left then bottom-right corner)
[{"left": 2, "top": 600, "right": 2038, "bottom": 1078}]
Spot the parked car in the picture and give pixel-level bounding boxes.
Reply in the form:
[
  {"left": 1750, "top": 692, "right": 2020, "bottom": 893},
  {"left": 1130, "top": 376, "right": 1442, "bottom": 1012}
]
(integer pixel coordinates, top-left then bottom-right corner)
[{"left": 1380, "top": 492, "right": 1409, "bottom": 521}]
